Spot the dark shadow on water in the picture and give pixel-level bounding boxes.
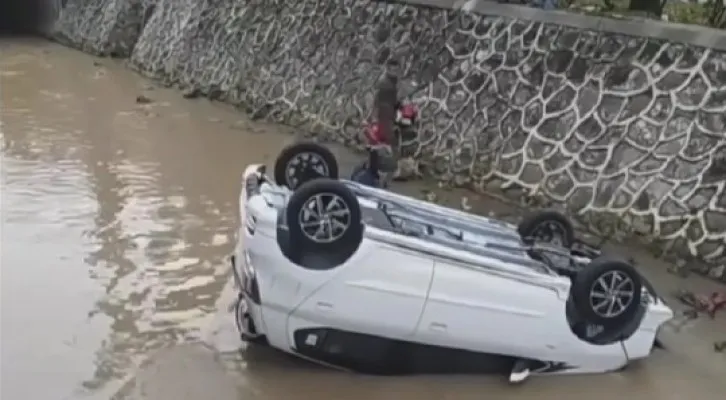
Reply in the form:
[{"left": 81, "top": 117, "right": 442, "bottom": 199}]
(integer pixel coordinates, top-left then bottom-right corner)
[{"left": 0, "top": 0, "right": 57, "bottom": 36}]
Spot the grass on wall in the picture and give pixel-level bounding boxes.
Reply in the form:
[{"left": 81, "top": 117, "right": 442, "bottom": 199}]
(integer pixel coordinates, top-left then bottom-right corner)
[{"left": 563, "top": 0, "right": 725, "bottom": 28}]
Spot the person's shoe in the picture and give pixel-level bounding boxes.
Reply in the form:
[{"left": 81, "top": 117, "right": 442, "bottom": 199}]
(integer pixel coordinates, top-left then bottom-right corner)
[{"left": 509, "top": 359, "right": 531, "bottom": 384}]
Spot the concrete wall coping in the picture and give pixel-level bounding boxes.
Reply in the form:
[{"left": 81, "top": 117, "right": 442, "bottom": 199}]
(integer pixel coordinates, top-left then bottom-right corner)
[{"left": 390, "top": 0, "right": 726, "bottom": 51}]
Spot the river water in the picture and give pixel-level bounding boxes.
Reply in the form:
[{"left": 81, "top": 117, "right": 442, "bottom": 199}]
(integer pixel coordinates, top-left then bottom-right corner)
[{"left": 1, "top": 39, "right": 724, "bottom": 400}]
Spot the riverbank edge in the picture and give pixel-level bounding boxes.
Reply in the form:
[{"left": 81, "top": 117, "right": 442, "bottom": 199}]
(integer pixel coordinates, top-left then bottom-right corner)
[{"left": 48, "top": 0, "right": 726, "bottom": 281}]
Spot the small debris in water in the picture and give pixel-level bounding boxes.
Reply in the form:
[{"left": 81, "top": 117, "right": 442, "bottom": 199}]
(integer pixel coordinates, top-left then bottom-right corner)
[
  {"left": 460, "top": 196, "right": 472, "bottom": 211},
  {"left": 675, "top": 289, "right": 726, "bottom": 319},
  {"left": 421, "top": 190, "right": 437, "bottom": 203},
  {"left": 135, "top": 94, "right": 153, "bottom": 104},
  {"left": 182, "top": 87, "right": 202, "bottom": 99},
  {"left": 667, "top": 258, "right": 691, "bottom": 278},
  {"left": 230, "top": 120, "right": 248, "bottom": 130}
]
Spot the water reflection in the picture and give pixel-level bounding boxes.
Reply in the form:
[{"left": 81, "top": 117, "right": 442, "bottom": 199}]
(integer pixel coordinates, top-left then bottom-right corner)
[
  {"left": 1, "top": 39, "right": 252, "bottom": 398},
  {"left": 81, "top": 131, "right": 141, "bottom": 390}
]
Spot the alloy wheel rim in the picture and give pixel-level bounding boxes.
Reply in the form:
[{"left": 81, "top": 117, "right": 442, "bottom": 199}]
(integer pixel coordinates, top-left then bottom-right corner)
[
  {"left": 297, "top": 192, "right": 351, "bottom": 243},
  {"left": 285, "top": 152, "right": 329, "bottom": 188},
  {"left": 589, "top": 270, "right": 635, "bottom": 318},
  {"left": 531, "top": 221, "right": 566, "bottom": 246}
]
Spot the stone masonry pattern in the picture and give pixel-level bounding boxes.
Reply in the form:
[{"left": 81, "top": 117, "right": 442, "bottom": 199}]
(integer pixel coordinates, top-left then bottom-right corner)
[{"left": 53, "top": 0, "right": 726, "bottom": 277}]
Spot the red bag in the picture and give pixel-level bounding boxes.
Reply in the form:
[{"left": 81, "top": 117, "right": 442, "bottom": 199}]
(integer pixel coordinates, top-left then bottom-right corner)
[
  {"left": 364, "top": 123, "right": 386, "bottom": 145},
  {"left": 398, "top": 103, "right": 417, "bottom": 122},
  {"left": 365, "top": 103, "right": 418, "bottom": 145}
]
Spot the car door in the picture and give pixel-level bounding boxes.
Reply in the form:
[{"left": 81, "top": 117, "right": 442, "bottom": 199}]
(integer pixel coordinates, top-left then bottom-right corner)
[
  {"left": 414, "top": 260, "right": 562, "bottom": 361},
  {"left": 291, "top": 244, "right": 435, "bottom": 340}
]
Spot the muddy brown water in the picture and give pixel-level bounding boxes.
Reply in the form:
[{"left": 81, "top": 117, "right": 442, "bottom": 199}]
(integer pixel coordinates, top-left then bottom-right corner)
[{"left": 1, "top": 39, "right": 724, "bottom": 400}]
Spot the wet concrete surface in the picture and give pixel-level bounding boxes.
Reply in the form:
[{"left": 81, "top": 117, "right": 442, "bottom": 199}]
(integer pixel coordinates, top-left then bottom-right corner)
[{"left": 0, "top": 39, "right": 724, "bottom": 400}]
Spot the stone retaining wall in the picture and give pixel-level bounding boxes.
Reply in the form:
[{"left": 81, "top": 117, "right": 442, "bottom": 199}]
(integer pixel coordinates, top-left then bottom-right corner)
[{"left": 52, "top": 0, "right": 725, "bottom": 278}]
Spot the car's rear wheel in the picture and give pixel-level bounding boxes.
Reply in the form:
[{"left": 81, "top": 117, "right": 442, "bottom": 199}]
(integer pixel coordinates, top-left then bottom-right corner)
[
  {"left": 570, "top": 257, "right": 643, "bottom": 330},
  {"left": 282, "top": 179, "right": 364, "bottom": 268},
  {"left": 518, "top": 210, "right": 574, "bottom": 248},
  {"left": 274, "top": 141, "right": 339, "bottom": 190}
]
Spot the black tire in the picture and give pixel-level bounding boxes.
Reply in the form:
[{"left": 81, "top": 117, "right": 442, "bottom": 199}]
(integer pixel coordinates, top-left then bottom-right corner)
[
  {"left": 285, "top": 179, "right": 363, "bottom": 268},
  {"left": 570, "top": 257, "right": 643, "bottom": 328},
  {"left": 234, "top": 294, "right": 266, "bottom": 345},
  {"left": 274, "top": 141, "right": 339, "bottom": 190},
  {"left": 234, "top": 294, "right": 248, "bottom": 337},
  {"left": 518, "top": 210, "right": 575, "bottom": 248}
]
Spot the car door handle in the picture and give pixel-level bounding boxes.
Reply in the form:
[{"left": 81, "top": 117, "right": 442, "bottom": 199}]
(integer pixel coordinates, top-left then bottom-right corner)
[
  {"left": 316, "top": 302, "right": 333, "bottom": 312},
  {"left": 429, "top": 322, "right": 447, "bottom": 332}
]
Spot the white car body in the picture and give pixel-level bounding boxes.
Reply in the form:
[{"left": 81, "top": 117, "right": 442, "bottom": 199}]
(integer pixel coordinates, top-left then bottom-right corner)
[{"left": 232, "top": 164, "right": 674, "bottom": 379}]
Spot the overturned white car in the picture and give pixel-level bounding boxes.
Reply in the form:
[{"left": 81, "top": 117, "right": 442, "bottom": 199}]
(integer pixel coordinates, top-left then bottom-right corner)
[{"left": 231, "top": 142, "right": 673, "bottom": 382}]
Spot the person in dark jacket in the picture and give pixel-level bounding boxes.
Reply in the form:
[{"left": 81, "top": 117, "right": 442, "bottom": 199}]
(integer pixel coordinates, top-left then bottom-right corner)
[{"left": 353, "top": 74, "right": 418, "bottom": 188}]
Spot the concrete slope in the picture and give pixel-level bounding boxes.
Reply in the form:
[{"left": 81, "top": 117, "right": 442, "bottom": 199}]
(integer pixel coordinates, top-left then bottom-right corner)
[{"left": 50, "top": 0, "right": 726, "bottom": 277}]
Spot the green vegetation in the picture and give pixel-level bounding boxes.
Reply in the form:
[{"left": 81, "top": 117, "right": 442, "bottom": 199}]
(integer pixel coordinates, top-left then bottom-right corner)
[{"left": 564, "top": 0, "right": 726, "bottom": 28}]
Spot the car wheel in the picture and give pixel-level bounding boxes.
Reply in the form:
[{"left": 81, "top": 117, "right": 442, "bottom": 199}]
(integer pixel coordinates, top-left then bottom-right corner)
[
  {"left": 234, "top": 294, "right": 247, "bottom": 335},
  {"left": 570, "top": 257, "right": 643, "bottom": 328},
  {"left": 518, "top": 210, "right": 574, "bottom": 248},
  {"left": 274, "top": 141, "right": 339, "bottom": 190},
  {"left": 234, "top": 294, "right": 266, "bottom": 345},
  {"left": 284, "top": 179, "right": 363, "bottom": 268}
]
